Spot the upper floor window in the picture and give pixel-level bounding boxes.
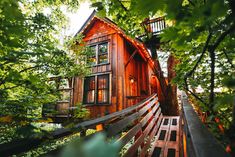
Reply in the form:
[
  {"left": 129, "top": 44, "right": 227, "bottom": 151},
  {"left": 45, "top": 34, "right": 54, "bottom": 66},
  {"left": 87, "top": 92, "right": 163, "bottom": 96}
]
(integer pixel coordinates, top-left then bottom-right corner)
[{"left": 87, "top": 42, "right": 109, "bottom": 65}]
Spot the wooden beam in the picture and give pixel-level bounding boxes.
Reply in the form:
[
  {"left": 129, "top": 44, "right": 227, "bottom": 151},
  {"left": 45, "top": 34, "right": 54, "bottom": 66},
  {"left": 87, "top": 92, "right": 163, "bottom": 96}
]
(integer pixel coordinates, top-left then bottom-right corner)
[{"left": 125, "top": 49, "right": 138, "bottom": 68}]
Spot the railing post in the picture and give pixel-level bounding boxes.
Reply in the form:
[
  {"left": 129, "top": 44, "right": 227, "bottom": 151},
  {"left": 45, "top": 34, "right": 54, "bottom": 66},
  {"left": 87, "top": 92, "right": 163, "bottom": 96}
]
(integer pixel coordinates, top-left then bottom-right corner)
[{"left": 96, "top": 124, "right": 103, "bottom": 131}]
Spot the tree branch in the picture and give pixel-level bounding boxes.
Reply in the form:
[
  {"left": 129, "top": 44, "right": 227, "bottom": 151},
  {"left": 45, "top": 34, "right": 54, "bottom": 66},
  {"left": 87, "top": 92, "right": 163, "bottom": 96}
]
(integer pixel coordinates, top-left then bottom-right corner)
[
  {"left": 188, "top": 0, "right": 195, "bottom": 6},
  {"left": 116, "top": 0, "right": 128, "bottom": 11},
  {"left": 185, "top": 32, "right": 212, "bottom": 78},
  {"left": 183, "top": 86, "right": 208, "bottom": 106},
  {"left": 211, "top": 22, "right": 235, "bottom": 53},
  {"left": 223, "top": 51, "right": 235, "bottom": 69},
  {"left": 18, "top": 65, "right": 41, "bottom": 73}
]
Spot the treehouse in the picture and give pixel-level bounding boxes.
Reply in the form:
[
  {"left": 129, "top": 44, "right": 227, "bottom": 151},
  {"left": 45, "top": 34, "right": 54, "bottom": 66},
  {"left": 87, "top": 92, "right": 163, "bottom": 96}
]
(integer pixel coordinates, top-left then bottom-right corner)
[
  {"left": 72, "top": 13, "right": 163, "bottom": 118},
  {"left": 43, "top": 12, "right": 168, "bottom": 120}
]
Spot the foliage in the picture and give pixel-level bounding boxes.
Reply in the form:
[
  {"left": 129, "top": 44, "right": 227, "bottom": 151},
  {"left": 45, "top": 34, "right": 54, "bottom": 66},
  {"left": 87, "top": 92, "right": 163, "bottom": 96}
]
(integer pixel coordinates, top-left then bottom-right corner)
[
  {"left": 0, "top": 0, "right": 90, "bottom": 123},
  {"left": 20, "top": 132, "right": 81, "bottom": 157},
  {"left": 73, "top": 103, "right": 90, "bottom": 119}
]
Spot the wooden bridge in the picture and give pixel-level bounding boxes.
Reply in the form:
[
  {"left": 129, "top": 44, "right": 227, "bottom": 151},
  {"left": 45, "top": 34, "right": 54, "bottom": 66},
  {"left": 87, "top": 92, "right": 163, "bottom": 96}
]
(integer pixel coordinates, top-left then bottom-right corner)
[{"left": 0, "top": 92, "right": 230, "bottom": 157}]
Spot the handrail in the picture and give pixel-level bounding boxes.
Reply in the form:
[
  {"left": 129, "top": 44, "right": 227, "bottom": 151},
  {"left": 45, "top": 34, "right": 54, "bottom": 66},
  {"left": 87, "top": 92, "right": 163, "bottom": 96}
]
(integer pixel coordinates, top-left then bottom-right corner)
[
  {"left": 0, "top": 93, "right": 157, "bottom": 156},
  {"left": 181, "top": 91, "right": 230, "bottom": 157}
]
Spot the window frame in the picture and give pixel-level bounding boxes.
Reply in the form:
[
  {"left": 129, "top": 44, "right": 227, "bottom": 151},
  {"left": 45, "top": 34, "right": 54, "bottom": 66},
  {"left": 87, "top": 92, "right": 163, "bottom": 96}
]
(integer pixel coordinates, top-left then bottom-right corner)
[
  {"left": 83, "top": 76, "right": 95, "bottom": 104},
  {"left": 97, "top": 75, "right": 109, "bottom": 104},
  {"left": 88, "top": 41, "right": 109, "bottom": 66},
  {"left": 83, "top": 74, "right": 110, "bottom": 105}
]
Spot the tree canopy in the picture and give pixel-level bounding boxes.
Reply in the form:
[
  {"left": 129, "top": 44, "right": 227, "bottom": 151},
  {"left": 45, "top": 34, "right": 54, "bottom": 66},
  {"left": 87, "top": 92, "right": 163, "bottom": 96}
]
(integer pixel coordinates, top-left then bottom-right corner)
[{"left": 0, "top": 0, "right": 90, "bottom": 121}]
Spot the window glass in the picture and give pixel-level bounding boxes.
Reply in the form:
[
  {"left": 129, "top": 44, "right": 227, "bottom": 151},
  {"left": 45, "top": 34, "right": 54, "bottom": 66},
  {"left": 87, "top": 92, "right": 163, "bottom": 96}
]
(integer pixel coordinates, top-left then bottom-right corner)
[
  {"left": 87, "top": 46, "right": 96, "bottom": 65},
  {"left": 87, "top": 90, "right": 95, "bottom": 103},
  {"left": 98, "top": 43, "right": 108, "bottom": 64},
  {"left": 98, "top": 54, "right": 108, "bottom": 64},
  {"left": 98, "top": 90, "right": 108, "bottom": 103},
  {"left": 84, "top": 76, "right": 95, "bottom": 103},
  {"left": 97, "top": 75, "right": 109, "bottom": 103},
  {"left": 98, "top": 43, "right": 108, "bottom": 54}
]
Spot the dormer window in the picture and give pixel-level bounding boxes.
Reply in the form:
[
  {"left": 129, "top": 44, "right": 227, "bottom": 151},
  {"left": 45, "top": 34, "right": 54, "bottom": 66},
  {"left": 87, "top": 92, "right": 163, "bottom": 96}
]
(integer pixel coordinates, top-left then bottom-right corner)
[{"left": 88, "top": 42, "right": 109, "bottom": 65}]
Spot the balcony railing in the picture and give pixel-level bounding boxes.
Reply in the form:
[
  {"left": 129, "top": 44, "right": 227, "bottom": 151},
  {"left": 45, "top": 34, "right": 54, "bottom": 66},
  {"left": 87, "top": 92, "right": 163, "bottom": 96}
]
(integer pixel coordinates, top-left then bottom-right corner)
[{"left": 142, "top": 17, "right": 166, "bottom": 35}]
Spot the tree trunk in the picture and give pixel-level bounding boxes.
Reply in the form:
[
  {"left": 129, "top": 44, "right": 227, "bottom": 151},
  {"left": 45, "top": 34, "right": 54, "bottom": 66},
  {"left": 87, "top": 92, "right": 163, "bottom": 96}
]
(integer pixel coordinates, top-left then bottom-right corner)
[
  {"left": 147, "top": 41, "right": 178, "bottom": 115},
  {"left": 166, "top": 54, "right": 179, "bottom": 115}
]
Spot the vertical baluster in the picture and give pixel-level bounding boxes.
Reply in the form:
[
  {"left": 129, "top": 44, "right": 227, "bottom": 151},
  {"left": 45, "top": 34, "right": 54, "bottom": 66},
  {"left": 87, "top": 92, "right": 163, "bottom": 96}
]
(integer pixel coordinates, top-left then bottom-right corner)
[
  {"left": 151, "top": 22, "right": 154, "bottom": 32},
  {"left": 160, "top": 20, "right": 162, "bottom": 31},
  {"left": 148, "top": 22, "right": 151, "bottom": 32},
  {"left": 163, "top": 17, "right": 166, "bottom": 29},
  {"left": 157, "top": 21, "right": 160, "bottom": 33},
  {"left": 153, "top": 22, "right": 156, "bottom": 33},
  {"left": 154, "top": 21, "right": 156, "bottom": 33}
]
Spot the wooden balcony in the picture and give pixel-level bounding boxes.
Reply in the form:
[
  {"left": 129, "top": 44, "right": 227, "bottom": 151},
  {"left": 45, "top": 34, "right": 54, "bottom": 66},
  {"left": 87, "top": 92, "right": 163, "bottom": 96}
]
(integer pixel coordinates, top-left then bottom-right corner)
[
  {"left": 142, "top": 17, "right": 166, "bottom": 35},
  {"left": 42, "top": 87, "right": 73, "bottom": 122}
]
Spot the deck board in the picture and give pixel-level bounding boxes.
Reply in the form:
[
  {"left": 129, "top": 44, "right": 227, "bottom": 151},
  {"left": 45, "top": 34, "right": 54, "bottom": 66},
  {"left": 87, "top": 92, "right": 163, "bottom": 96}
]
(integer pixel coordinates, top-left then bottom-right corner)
[{"left": 149, "top": 116, "right": 180, "bottom": 157}]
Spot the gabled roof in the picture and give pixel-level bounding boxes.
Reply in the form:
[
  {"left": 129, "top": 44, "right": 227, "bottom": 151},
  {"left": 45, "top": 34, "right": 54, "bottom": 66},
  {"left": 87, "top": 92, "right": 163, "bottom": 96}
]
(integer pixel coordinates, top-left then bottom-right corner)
[
  {"left": 76, "top": 10, "right": 97, "bottom": 36},
  {"left": 75, "top": 11, "right": 154, "bottom": 67}
]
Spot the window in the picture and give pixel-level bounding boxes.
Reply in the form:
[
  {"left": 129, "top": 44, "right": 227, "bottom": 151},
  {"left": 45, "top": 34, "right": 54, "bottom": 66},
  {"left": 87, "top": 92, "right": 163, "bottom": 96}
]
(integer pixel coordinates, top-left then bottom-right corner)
[
  {"left": 97, "top": 75, "right": 109, "bottom": 103},
  {"left": 84, "top": 76, "right": 95, "bottom": 104},
  {"left": 88, "top": 46, "right": 96, "bottom": 66},
  {"left": 83, "top": 74, "right": 109, "bottom": 105},
  {"left": 98, "top": 43, "right": 108, "bottom": 64},
  {"left": 87, "top": 42, "right": 109, "bottom": 65}
]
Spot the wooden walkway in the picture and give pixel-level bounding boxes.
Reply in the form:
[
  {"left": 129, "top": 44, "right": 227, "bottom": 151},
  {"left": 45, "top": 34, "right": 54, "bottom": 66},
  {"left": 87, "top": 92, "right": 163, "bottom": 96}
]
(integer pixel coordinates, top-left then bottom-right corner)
[{"left": 150, "top": 116, "right": 180, "bottom": 157}]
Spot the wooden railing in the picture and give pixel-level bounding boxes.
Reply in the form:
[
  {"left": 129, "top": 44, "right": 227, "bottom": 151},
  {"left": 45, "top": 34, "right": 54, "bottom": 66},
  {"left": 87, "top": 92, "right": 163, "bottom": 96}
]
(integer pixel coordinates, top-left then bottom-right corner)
[
  {"left": 0, "top": 94, "right": 159, "bottom": 156},
  {"left": 42, "top": 88, "right": 73, "bottom": 119},
  {"left": 142, "top": 17, "right": 166, "bottom": 34},
  {"left": 181, "top": 92, "right": 230, "bottom": 157}
]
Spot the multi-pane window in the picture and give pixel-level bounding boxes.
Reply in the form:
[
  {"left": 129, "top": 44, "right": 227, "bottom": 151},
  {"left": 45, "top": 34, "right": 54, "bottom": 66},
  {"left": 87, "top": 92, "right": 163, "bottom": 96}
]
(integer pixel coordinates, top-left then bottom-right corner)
[
  {"left": 87, "top": 42, "right": 109, "bottom": 65},
  {"left": 83, "top": 75, "right": 109, "bottom": 104},
  {"left": 84, "top": 76, "right": 95, "bottom": 104}
]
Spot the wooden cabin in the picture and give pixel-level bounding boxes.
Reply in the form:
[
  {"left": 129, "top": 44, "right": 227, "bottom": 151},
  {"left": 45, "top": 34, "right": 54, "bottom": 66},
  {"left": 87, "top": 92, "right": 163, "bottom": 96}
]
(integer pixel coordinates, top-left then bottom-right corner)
[
  {"left": 43, "top": 13, "right": 164, "bottom": 119},
  {"left": 71, "top": 13, "right": 163, "bottom": 118}
]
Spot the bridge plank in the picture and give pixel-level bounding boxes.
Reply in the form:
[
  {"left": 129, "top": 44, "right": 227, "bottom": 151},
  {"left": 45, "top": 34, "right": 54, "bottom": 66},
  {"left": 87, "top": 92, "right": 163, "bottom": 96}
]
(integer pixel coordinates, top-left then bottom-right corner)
[
  {"left": 123, "top": 133, "right": 145, "bottom": 157},
  {"left": 117, "top": 123, "right": 142, "bottom": 147},
  {"left": 107, "top": 112, "right": 139, "bottom": 137},
  {"left": 140, "top": 112, "right": 163, "bottom": 157},
  {"left": 139, "top": 97, "right": 158, "bottom": 116},
  {"left": 148, "top": 116, "right": 180, "bottom": 157}
]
